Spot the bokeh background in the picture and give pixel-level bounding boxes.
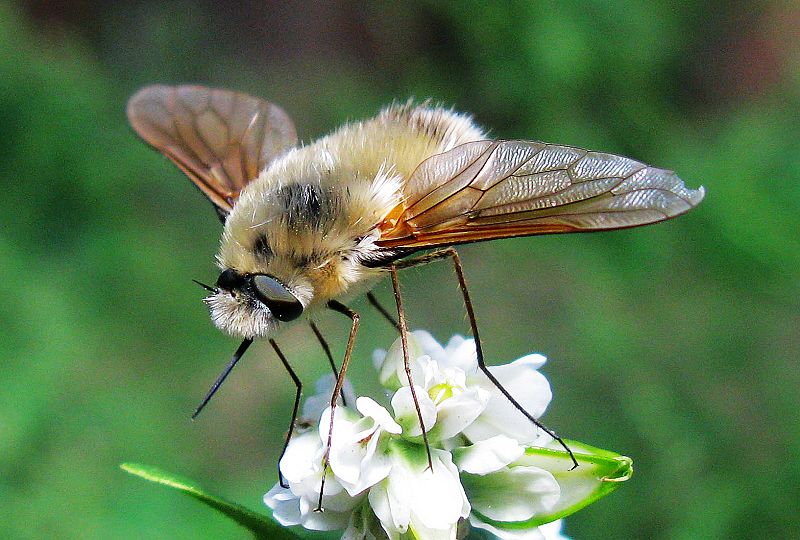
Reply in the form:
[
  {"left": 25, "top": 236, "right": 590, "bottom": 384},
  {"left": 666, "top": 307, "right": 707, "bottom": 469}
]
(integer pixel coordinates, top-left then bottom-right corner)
[{"left": 2, "top": 1, "right": 799, "bottom": 538}]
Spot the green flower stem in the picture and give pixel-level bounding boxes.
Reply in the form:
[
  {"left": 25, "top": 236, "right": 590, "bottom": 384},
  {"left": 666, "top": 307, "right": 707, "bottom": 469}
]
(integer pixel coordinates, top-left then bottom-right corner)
[{"left": 121, "top": 463, "right": 300, "bottom": 539}]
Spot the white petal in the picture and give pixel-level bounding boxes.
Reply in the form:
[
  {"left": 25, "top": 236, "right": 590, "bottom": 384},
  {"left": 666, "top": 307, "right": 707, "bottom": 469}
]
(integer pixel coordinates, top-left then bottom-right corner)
[
  {"left": 268, "top": 476, "right": 353, "bottom": 531},
  {"left": 292, "top": 466, "right": 344, "bottom": 503},
  {"left": 440, "top": 365, "right": 467, "bottom": 389},
  {"left": 316, "top": 483, "right": 360, "bottom": 513},
  {"left": 387, "top": 470, "right": 414, "bottom": 532},
  {"left": 452, "top": 435, "right": 525, "bottom": 474},
  {"left": 357, "top": 397, "right": 402, "bottom": 434},
  {"left": 279, "top": 431, "right": 323, "bottom": 484},
  {"left": 540, "top": 519, "right": 570, "bottom": 540},
  {"left": 443, "top": 334, "right": 467, "bottom": 354},
  {"left": 391, "top": 386, "right": 437, "bottom": 437},
  {"left": 333, "top": 428, "right": 393, "bottom": 495},
  {"left": 463, "top": 465, "right": 560, "bottom": 521},
  {"left": 417, "top": 331, "right": 477, "bottom": 373},
  {"left": 319, "top": 409, "right": 367, "bottom": 490},
  {"left": 372, "top": 348, "right": 388, "bottom": 371},
  {"left": 430, "top": 386, "right": 490, "bottom": 441},
  {"left": 423, "top": 360, "right": 470, "bottom": 396},
  {"left": 377, "top": 334, "right": 427, "bottom": 390},
  {"left": 442, "top": 336, "right": 477, "bottom": 372},
  {"left": 328, "top": 429, "right": 364, "bottom": 484},
  {"left": 421, "top": 357, "right": 442, "bottom": 390},
  {"left": 409, "top": 450, "right": 471, "bottom": 529},
  {"left": 297, "top": 494, "right": 353, "bottom": 530},
  {"left": 343, "top": 502, "right": 391, "bottom": 540},
  {"left": 320, "top": 400, "right": 396, "bottom": 495},
  {"left": 369, "top": 445, "right": 470, "bottom": 537},
  {"left": 368, "top": 480, "right": 407, "bottom": 537},
  {"left": 410, "top": 330, "right": 446, "bottom": 361},
  {"left": 302, "top": 374, "right": 357, "bottom": 424},
  {"left": 408, "top": 518, "right": 459, "bottom": 540},
  {"left": 352, "top": 435, "right": 394, "bottom": 495},
  {"left": 463, "top": 355, "right": 552, "bottom": 444},
  {"left": 263, "top": 484, "right": 302, "bottom": 526},
  {"left": 317, "top": 404, "right": 358, "bottom": 445},
  {"left": 468, "top": 514, "right": 546, "bottom": 540},
  {"left": 511, "top": 353, "right": 548, "bottom": 369}
]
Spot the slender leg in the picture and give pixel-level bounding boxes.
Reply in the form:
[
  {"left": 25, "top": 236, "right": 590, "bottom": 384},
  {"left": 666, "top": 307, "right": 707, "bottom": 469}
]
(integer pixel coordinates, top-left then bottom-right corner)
[
  {"left": 191, "top": 338, "right": 253, "bottom": 419},
  {"left": 395, "top": 247, "right": 579, "bottom": 470},
  {"left": 367, "top": 291, "right": 400, "bottom": 330},
  {"left": 269, "top": 339, "right": 302, "bottom": 489},
  {"left": 316, "top": 300, "right": 360, "bottom": 511},
  {"left": 390, "top": 265, "right": 434, "bottom": 471},
  {"left": 309, "top": 321, "right": 346, "bottom": 406},
  {"left": 309, "top": 321, "right": 339, "bottom": 378}
]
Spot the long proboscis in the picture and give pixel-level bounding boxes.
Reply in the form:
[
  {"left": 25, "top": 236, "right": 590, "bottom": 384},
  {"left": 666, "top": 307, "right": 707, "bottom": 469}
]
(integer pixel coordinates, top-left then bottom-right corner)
[{"left": 191, "top": 338, "right": 254, "bottom": 419}]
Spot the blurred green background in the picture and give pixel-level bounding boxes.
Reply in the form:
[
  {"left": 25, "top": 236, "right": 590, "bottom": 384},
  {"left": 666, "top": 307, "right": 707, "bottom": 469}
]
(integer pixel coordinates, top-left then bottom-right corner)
[{"left": 2, "top": 1, "right": 798, "bottom": 538}]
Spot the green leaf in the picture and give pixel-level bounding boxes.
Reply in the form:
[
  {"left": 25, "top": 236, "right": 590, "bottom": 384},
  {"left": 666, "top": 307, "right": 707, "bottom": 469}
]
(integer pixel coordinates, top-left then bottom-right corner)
[
  {"left": 120, "top": 463, "right": 300, "bottom": 539},
  {"left": 471, "top": 440, "right": 633, "bottom": 530}
]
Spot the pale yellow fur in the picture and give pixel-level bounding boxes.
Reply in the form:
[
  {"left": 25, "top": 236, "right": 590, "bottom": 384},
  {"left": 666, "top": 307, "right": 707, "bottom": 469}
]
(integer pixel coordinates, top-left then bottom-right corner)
[{"left": 207, "top": 102, "right": 485, "bottom": 337}]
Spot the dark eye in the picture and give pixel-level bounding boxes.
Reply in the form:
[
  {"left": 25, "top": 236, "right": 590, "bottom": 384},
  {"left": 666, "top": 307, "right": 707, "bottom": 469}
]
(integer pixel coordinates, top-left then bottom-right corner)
[
  {"left": 251, "top": 275, "right": 304, "bottom": 322},
  {"left": 216, "top": 268, "right": 244, "bottom": 291}
]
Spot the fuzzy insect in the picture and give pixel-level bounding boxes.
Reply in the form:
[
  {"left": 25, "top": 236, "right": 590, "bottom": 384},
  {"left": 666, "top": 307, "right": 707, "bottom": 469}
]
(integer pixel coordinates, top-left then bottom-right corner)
[{"left": 128, "top": 85, "right": 704, "bottom": 494}]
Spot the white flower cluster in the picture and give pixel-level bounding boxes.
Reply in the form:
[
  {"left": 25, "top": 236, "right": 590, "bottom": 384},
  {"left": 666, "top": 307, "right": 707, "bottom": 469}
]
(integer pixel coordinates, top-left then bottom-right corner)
[{"left": 265, "top": 331, "right": 571, "bottom": 540}]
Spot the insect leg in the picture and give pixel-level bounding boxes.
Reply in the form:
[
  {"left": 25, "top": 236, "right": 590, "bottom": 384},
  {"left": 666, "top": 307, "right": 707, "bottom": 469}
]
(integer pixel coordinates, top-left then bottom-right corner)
[
  {"left": 269, "top": 339, "right": 302, "bottom": 489},
  {"left": 316, "top": 300, "right": 360, "bottom": 512},
  {"left": 395, "top": 247, "right": 579, "bottom": 470},
  {"left": 309, "top": 321, "right": 346, "bottom": 406},
  {"left": 366, "top": 291, "right": 400, "bottom": 330},
  {"left": 191, "top": 338, "right": 253, "bottom": 419},
  {"left": 389, "top": 264, "right": 434, "bottom": 471},
  {"left": 393, "top": 249, "right": 457, "bottom": 269}
]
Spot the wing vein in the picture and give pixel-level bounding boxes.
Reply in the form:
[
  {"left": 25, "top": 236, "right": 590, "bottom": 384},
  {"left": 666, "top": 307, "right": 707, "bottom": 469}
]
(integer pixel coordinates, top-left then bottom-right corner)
[{"left": 378, "top": 139, "right": 704, "bottom": 249}]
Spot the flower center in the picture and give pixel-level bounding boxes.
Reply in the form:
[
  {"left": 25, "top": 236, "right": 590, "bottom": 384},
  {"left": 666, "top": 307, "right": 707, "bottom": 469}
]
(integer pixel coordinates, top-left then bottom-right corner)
[{"left": 428, "top": 382, "right": 454, "bottom": 404}]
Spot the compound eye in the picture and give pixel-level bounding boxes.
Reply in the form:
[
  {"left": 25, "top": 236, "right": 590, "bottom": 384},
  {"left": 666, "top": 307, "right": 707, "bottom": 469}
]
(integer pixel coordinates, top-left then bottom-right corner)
[
  {"left": 251, "top": 275, "right": 304, "bottom": 322},
  {"left": 216, "top": 268, "right": 243, "bottom": 291}
]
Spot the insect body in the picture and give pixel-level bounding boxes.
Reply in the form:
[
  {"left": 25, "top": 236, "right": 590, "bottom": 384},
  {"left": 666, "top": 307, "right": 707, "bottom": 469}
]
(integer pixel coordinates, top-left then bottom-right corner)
[
  {"left": 128, "top": 85, "right": 704, "bottom": 472},
  {"left": 129, "top": 85, "right": 703, "bottom": 339},
  {"left": 206, "top": 102, "right": 482, "bottom": 338}
]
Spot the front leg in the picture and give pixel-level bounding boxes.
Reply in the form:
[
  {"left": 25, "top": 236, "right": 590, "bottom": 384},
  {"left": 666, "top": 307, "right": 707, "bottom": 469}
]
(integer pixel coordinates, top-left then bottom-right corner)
[{"left": 269, "top": 339, "right": 302, "bottom": 489}]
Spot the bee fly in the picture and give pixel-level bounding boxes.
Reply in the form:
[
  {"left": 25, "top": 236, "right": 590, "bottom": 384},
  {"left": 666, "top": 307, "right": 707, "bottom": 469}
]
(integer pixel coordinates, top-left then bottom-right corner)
[{"left": 128, "top": 85, "right": 704, "bottom": 503}]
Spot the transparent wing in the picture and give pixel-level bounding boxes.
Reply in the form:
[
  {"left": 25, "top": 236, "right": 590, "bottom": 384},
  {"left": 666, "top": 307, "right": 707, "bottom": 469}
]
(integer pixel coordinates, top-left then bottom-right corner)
[
  {"left": 377, "top": 140, "right": 705, "bottom": 248},
  {"left": 127, "top": 85, "right": 297, "bottom": 217}
]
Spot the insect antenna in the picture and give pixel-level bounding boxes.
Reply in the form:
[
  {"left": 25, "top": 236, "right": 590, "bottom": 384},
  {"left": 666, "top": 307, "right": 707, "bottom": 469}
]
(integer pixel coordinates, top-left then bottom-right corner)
[
  {"left": 192, "top": 338, "right": 253, "bottom": 419},
  {"left": 191, "top": 279, "right": 218, "bottom": 293}
]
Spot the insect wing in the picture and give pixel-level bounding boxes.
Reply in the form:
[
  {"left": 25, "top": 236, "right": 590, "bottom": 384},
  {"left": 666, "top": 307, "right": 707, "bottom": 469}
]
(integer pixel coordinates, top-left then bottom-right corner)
[
  {"left": 127, "top": 85, "right": 298, "bottom": 217},
  {"left": 377, "top": 140, "right": 705, "bottom": 248}
]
